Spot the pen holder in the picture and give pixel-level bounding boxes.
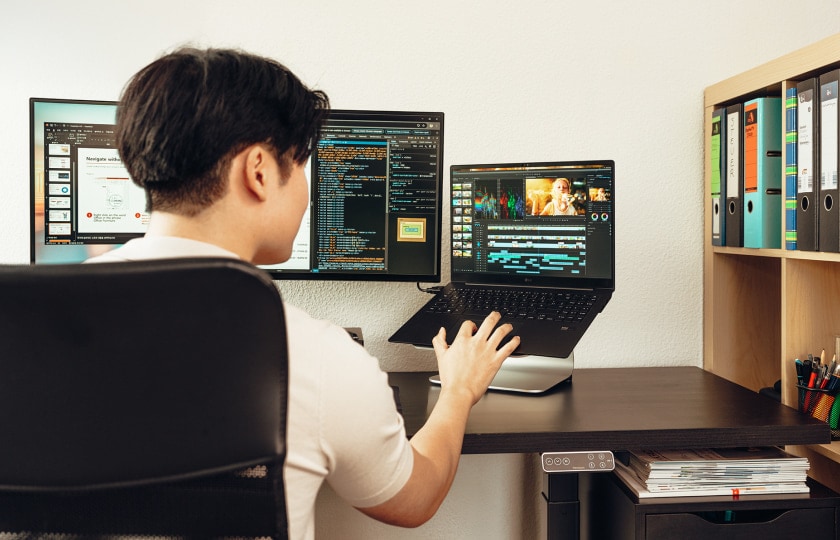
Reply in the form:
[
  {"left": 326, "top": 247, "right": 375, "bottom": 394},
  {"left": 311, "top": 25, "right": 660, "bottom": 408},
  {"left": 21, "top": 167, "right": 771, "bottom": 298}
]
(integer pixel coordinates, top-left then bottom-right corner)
[
  {"left": 797, "top": 385, "right": 840, "bottom": 440},
  {"left": 828, "top": 399, "right": 840, "bottom": 441},
  {"left": 830, "top": 398, "right": 840, "bottom": 441}
]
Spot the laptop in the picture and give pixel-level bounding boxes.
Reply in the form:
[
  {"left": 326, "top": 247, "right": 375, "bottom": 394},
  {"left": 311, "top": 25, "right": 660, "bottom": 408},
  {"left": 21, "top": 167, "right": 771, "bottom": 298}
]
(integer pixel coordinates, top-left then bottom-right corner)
[{"left": 389, "top": 160, "right": 614, "bottom": 364}]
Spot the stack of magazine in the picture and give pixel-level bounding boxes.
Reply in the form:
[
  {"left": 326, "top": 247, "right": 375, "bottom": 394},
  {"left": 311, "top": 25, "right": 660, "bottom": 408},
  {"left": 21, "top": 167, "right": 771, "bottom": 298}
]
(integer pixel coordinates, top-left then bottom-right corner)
[{"left": 614, "top": 447, "right": 810, "bottom": 498}]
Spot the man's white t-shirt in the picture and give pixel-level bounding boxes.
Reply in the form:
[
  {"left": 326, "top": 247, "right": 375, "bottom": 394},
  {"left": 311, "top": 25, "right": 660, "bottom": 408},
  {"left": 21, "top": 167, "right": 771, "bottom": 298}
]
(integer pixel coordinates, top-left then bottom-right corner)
[{"left": 88, "top": 236, "right": 414, "bottom": 539}]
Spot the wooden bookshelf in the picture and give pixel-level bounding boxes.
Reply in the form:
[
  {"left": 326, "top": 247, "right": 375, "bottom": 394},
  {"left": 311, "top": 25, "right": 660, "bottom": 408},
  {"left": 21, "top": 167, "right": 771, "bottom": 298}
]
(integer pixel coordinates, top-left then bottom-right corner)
[{"left": 703, "top": 33, "right": 840, "bottom": 494}]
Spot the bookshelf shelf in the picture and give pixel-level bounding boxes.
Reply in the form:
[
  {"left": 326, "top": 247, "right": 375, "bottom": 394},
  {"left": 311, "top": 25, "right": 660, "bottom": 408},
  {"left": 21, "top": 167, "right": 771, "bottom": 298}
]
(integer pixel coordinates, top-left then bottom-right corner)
[
  {"left": 813, "top": 442, "right": 840, "bottom": 462},
  {"left": 711, "top": 246, "right": 840, "bottom": 263},
  {"left": 704, "top": 33, "right": 840, "bottom": 495}
]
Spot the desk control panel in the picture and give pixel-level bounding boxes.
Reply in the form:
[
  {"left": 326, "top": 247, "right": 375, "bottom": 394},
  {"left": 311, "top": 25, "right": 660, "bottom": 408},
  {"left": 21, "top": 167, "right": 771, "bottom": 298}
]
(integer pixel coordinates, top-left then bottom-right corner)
[{"left": 542, "top": 451, "right": 615, "bottom": 473}]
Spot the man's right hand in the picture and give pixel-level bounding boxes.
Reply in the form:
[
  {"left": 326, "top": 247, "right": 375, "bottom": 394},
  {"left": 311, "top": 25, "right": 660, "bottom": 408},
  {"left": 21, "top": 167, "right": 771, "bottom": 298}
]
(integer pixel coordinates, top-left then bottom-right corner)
[{"left": 431, "top": 311, "right": 520, "bottom": 406}]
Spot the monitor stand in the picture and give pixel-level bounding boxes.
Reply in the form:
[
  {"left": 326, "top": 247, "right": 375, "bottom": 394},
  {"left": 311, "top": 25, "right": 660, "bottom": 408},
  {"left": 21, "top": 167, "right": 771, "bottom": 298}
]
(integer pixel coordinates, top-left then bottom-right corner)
[{"left": 429, "top": 351, "right": 574, "bottom": 394}]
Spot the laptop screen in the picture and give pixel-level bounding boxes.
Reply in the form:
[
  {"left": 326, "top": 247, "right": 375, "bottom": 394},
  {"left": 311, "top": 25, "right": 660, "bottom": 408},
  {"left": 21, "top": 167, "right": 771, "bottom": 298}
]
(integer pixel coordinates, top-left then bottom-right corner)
[{"left": 449, "top": 160, "right": 614, "bottom": 290}]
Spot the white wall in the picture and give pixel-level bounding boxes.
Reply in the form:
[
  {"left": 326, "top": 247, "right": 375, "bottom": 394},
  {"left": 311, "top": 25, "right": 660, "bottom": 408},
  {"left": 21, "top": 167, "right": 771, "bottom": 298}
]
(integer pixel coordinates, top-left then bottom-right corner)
[{"left": 2, "top": 2, "right": 839, "bottom": 538}]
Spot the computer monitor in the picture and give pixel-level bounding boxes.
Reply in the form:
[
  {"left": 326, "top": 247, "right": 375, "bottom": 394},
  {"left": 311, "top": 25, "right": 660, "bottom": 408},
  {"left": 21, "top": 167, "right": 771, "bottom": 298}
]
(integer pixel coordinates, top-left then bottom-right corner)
[
  {"left": 30, "top": 100, "right": 445, "bottom": 282},
  {"left": 263, "top": 109, "right": 444, "bottom": 281},
  {"left": 30, "top": 98, "right": 146, "bottom": 264}
]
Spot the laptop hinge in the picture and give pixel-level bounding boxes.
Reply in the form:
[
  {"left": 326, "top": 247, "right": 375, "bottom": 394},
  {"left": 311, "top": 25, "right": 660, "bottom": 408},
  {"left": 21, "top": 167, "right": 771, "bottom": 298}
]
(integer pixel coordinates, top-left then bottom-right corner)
[{"left": 461, "top": 282, "right": 596, "bottom": 292}]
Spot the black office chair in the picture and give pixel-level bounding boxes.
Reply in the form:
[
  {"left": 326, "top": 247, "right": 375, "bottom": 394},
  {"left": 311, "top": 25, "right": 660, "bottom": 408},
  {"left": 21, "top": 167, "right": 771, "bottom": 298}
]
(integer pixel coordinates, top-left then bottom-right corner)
[{"left": 0, "top": 258, "right": 289, "bottom": 538}]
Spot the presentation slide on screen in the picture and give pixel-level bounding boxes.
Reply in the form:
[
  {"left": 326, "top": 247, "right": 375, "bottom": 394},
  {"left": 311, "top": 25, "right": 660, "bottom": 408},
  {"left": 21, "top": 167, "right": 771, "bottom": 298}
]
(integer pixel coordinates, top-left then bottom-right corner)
[{"left": 75, "top": 147, "right": 149, "bottom": 234}]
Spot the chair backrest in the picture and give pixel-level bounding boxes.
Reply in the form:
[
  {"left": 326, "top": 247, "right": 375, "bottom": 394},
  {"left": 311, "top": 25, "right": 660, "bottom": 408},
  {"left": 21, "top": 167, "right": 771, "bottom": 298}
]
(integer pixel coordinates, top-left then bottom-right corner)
[{"left": 0, "top": 258, "right": 289, "bottom": 537}]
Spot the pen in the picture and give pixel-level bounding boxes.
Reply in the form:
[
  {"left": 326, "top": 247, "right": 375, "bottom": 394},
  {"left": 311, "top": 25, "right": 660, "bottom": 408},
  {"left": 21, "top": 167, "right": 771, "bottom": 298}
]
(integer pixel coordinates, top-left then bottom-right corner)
[
  {"left": 799, "top": 357, "right": 815, "bottom": 412},
  {"left": 795, "top": 359, "right": 804, "bottom": 385},
  {"left": 828, "top": 374, "right": 840, "bottom": 394},
  {"left": 807, "top": 366, "right": 819, "bottom": 389},
  {"left": 802, "top": 361, "right": 822, "bottom": 414},
  {"left": 828, "top": 361, "right": 840, "bottom": 393},
  {"left": 819, "top": 366, "right": 831, "bottom": 390}
]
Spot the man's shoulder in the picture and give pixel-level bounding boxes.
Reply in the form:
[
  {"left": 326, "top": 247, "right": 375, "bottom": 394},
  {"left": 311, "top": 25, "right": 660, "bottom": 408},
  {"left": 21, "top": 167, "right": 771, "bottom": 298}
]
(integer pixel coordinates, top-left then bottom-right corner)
[
  {"left": 85, "top": 248, "right": 132, "bottom": 264},
  {"left": 283, "top": 303, "right": 386, "bottom": 386}
]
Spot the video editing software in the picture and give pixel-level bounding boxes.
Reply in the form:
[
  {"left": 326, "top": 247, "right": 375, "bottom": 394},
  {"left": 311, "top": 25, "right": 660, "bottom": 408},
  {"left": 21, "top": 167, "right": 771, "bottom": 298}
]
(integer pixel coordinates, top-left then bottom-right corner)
[{"left": 450, "top": 162, "right": 613, "bottom": 281}]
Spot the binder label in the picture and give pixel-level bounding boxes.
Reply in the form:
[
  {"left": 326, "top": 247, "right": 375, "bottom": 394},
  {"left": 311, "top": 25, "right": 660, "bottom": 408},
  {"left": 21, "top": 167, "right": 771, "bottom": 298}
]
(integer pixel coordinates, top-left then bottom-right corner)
[
  {"left": 726, "top": 110, "right": 740, "bottom": 198},
  {"left": 744, "top": 102, "right": 758, "bottom": 194},
  {"left": 798, "top": 89, "right": 814, "bottom": 193},
  {"left": 821, "top": 80, "right": 838, "bottom": 191},
  {"left": 711, "top": 116, "right": 722, "bottom": 195},
  {"left": 711, "top": 114, "right": 722, "bottom": 239}
]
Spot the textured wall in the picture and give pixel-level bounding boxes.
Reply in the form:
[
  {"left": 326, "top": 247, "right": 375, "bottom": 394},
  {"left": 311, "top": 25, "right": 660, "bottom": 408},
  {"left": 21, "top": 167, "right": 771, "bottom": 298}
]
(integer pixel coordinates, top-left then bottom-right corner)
[{"left": 2, "top": 2, "right": 839, "bottom": 538}]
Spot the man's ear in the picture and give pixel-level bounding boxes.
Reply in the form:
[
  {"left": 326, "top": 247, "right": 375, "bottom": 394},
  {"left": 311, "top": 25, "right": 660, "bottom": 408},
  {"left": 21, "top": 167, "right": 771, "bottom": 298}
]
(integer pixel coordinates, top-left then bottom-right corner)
[{"left": 241, "top": 144, "right": 269, "bottom": 202}]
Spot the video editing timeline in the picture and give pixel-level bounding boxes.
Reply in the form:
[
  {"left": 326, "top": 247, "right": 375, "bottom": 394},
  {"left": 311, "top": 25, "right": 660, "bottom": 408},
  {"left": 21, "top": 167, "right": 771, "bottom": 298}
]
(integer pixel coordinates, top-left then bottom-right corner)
[
  {"left": 43, "top": 121, "right": 147, "bottom": 246},
  {"left": 451, "top": 164, "right": 613, "bottom": 278},
  {"left": 309, "top": 111, "right": 443, "bottom": 277},
  {"left": 484, "top": 224, "right": 587, "bottom": 274}
]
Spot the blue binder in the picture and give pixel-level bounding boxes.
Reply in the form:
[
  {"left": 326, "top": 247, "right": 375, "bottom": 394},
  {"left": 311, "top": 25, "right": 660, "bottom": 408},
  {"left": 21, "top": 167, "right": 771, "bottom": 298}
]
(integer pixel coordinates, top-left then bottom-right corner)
[
  {"left": 743, "top": 97, "right": 782, "bottom": 249},
  {"left": 796, "top": 78, "right": 820, "bottom": 251},
  {"left": 785, "top": 87, "right": 797, "bottom": 250}
]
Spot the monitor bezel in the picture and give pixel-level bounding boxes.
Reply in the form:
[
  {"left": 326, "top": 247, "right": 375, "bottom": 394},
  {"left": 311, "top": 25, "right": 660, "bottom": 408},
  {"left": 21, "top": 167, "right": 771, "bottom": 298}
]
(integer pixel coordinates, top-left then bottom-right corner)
[
  {"left": 30, "top": 97, "right": 125, "bottom": 265},
  {"left": 29, "top": 101, "right": 445, "bottom": 282}
]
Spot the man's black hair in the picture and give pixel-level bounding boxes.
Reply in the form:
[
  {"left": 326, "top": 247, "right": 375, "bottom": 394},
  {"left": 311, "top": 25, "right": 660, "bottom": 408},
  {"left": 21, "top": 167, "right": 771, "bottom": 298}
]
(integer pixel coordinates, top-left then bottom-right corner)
[{"left": 116, "top": 47, "right": 330, "bottom": 214}]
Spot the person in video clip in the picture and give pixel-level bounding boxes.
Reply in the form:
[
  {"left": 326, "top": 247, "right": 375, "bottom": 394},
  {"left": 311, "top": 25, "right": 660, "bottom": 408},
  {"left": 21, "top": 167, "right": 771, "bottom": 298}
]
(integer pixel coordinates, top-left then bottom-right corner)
[
  {"left": 85, "top": 47, "right": 520, "bottom": 540},
  {"left": 540, "top": 177, "right": 577, "bottom": 216}
]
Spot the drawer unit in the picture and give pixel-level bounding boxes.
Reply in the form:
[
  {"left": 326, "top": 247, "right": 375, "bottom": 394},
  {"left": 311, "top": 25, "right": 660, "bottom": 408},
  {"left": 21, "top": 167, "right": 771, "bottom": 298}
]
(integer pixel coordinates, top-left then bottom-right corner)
[{"left": 583, "top": 473, "right": 840, "bottom": 540}]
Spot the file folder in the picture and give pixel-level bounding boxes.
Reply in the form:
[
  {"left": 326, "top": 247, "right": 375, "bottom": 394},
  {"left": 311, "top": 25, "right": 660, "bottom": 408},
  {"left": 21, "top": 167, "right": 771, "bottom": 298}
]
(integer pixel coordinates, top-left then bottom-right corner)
[
  {"left": 820, "top": 70, "right": 840, "bottom": 252},
  {"left": 796, "top": 78, "right": 820, "bottom": 251},
  {"left": 710, "top": 107, "right": 726, "bottom": 246},
  {"left": 785, "top": 86, "right": 797, "bottom": 250},
  {"left": 725, "top": 103, "right": 744, "bottom": 247},
  {"left": 743, "top": 97, "right": 782, "bottom": 249}
]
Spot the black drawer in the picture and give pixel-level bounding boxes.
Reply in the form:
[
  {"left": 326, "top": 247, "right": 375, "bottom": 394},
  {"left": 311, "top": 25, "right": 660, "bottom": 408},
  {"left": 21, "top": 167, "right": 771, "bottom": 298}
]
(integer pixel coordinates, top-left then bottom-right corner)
[
  {"left": 646, "top": 507, "right": 835, "bottom": 540},
  {"left": 584, "top": 473, "right": 840, "bottom": 540}
]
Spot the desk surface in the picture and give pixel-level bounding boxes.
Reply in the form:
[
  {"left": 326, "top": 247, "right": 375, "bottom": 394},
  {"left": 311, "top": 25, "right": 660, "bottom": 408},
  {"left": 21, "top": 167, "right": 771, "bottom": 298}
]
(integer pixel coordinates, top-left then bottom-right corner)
[{"left": 388, "top": 367, "right": 830, "bottom": 454}]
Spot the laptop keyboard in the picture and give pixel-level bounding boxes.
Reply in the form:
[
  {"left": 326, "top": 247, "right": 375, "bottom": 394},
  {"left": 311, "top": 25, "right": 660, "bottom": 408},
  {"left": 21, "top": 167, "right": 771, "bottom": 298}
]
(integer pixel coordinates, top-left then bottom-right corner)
[{"left": 425, "top": 288, "right": 598, "bottom": 325}]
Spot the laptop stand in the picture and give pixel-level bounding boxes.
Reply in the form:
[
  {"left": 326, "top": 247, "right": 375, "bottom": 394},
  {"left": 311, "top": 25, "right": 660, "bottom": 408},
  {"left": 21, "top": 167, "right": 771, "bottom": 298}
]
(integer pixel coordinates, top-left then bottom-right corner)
[{"left": 430, "top": 351, "right": 574, "bottom": 394}]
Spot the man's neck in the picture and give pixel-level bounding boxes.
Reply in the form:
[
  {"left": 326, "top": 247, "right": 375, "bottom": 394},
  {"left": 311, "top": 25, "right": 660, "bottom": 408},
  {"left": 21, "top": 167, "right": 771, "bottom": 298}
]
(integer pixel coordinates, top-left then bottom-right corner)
[{"left": 144, "top": 210, "right": 253, "bottom": 261}]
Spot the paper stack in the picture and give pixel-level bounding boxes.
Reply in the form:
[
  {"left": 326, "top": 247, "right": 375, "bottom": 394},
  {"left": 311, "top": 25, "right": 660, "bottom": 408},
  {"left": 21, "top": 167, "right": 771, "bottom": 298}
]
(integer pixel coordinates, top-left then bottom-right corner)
[{"left": 614, "top": 447, "right": 810, "bottom": 498}]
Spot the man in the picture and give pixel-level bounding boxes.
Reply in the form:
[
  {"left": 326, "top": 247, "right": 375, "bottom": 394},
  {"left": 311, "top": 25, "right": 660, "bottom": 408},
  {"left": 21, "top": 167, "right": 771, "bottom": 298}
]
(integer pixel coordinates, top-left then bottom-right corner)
[{"left": 88, "top": 47, "right": 519, "bottom": 538}]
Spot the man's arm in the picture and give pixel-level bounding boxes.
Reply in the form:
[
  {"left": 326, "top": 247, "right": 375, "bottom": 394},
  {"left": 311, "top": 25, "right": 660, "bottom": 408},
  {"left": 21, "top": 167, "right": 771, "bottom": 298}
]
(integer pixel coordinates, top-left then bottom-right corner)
[{"left": 357, "top": 312, "right": 519, "bottom": 527}]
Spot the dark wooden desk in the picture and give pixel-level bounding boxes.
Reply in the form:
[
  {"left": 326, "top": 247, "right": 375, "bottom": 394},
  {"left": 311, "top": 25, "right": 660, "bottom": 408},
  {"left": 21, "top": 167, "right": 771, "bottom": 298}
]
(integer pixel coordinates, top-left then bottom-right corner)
[
  {"left": 389, "top": 366, "right": 829, "bottom": 452},
  {"left": 388, "top": 367, "right": 833, "bottom": 539}
]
